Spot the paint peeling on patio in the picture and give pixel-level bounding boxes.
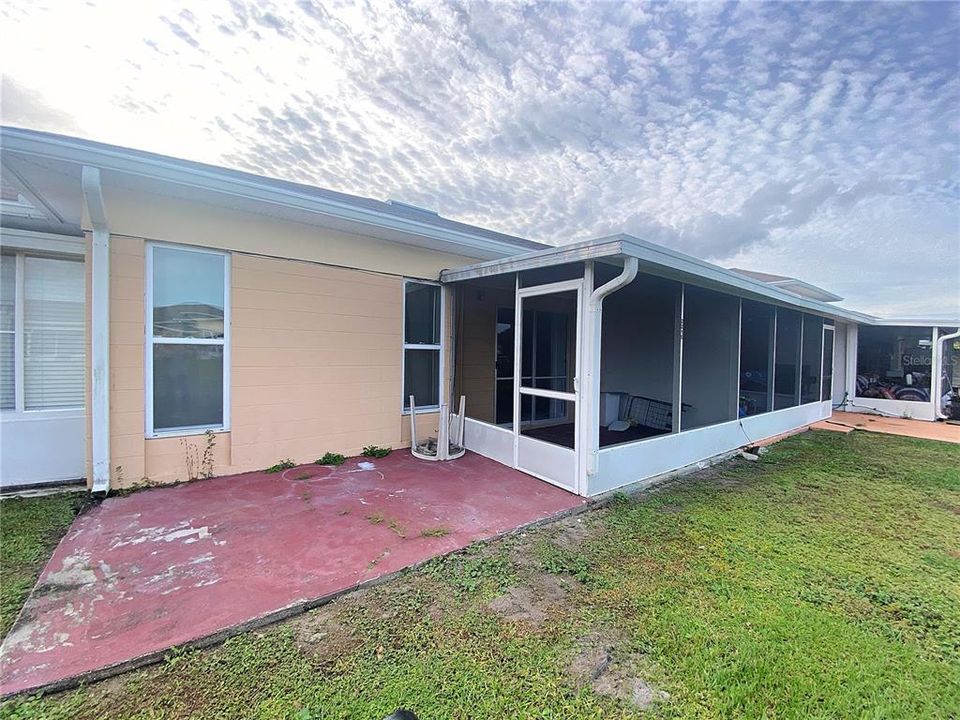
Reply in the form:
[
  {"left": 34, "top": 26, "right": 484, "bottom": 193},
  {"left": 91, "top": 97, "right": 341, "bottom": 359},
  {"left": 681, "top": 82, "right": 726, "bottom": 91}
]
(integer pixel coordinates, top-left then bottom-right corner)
[{"left": 0, "top": 451, "right": 584, "bottom": 697}]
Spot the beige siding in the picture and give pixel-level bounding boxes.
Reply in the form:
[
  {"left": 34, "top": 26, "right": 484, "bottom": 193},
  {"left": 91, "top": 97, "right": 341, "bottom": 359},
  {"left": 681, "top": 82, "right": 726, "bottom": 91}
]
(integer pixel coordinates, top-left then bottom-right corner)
[
  {"left": 93, "top": 182, "right": 483, "bottom": 488},
  {"left": 108, "top": 236, "right": 147, "bottom": 486},
  {"left": 107, "top": 239, "right": 448, "bottom": 488},
  {"left": 229, "top": 253, "right": 405, "bottom": 471}
]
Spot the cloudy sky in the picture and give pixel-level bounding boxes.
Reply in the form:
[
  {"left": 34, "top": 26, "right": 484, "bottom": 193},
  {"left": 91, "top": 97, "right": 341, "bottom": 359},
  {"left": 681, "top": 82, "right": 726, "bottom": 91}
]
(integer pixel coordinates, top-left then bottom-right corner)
[{"left": 2, "top": 1, "right": 958, "bottom": 317}]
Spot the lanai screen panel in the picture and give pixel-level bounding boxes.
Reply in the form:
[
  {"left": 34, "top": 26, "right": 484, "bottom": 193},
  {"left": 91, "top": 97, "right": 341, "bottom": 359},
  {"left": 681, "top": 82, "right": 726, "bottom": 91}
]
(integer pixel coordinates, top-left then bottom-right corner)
[
  {"left": 451, "top": 263, "right": 584, "bottom": 430},
  {"left": 739, "top": 300, "right": 775, "bottom": 416},
  {"left": 800, "top": 314, "right": 824, "bottom": 404},
  {"left": 599, "top": 273, "right": 680, "bottom": 445},
  {"left": 452, "top": 274, "right": 516, "bottom": 425},
  {"left": 680, "top": 285, "right": 740, "bottom": 430},
  {"left": 774, "top": 309, "right": 801, "bottom": 410}
]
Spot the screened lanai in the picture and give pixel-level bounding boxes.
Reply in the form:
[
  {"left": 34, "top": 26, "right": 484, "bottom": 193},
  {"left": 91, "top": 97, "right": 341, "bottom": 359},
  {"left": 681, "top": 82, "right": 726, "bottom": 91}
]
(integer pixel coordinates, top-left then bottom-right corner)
[{"left": 443, "top": 236, "right": 855, "bottom": 496}]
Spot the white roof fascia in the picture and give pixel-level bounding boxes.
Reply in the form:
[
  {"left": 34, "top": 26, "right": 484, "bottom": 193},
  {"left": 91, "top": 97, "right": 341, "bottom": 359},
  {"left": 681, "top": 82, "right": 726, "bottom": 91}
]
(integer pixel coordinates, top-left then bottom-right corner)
[
  {"left": 1, "top": 128, "right": 538, "bottom": 260},
  {"left": 439, "top": 237, "right": 624, "bottom": 283},
  {"left": 441, "top": 233, "right": 878, "bottom": 324},
  {"left": 866, "top": 318, "right": 960, "bottom": 328}
]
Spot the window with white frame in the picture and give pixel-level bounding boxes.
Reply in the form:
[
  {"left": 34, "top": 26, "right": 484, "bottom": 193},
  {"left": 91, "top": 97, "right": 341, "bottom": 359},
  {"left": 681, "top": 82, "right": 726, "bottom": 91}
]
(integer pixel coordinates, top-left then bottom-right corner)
[
  {"left": 1, "top": 251, "right": 85, "bottom": 413},
  {"left": 403, "top": 280, "right": 441, "bottom": 410},
  {"left": 147, "top": 244, "right": 229, "bottom": 435}
]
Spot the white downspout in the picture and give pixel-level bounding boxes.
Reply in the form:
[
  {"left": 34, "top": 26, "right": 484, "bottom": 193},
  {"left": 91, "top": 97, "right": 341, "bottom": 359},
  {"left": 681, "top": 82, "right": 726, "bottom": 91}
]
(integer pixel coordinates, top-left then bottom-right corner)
[
  {"left": 581, "top": 257, "right": 638, "bottom": 492},
  {"left": 935, "top": 328, "right": 960, "bottom": 420},
  {"left": 82, "top": 166, "right": 110, "bottom": 493}
]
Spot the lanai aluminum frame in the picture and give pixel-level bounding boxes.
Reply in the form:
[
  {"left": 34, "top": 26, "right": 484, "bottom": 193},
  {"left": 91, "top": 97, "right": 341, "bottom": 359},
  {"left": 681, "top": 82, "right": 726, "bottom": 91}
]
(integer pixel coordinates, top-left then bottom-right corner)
[{"left": 442, "top": 235, "right": 878, "bottom": 497}]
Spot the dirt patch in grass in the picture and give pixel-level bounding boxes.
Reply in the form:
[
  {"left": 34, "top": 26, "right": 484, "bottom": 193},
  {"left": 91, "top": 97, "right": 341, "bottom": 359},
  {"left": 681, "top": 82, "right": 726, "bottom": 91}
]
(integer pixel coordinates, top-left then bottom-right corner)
[
  {"left": 548, "top": 515, "right": 598, "bottom": 551},
  {"left": 486, "top": 572, "right": 570, "bottom": 625},
  {"left": 567, "top": 630, "right": 670, "bottom": 711},
  {"left": 291, "top": 602, "right": 361, "bottom": 666}
]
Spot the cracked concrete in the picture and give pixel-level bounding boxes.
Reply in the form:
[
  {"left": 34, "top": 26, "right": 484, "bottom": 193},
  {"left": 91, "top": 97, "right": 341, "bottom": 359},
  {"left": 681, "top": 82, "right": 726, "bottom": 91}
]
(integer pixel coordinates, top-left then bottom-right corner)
[{"left": 0, "top": 451, "right": 583, "bottom": 697}]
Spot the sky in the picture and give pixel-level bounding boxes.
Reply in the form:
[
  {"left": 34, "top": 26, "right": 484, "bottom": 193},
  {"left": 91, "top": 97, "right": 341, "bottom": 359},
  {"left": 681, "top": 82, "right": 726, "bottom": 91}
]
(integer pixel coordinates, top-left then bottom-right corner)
[{"left": 1, "top": 0, "right": 958, "bottom": 318}]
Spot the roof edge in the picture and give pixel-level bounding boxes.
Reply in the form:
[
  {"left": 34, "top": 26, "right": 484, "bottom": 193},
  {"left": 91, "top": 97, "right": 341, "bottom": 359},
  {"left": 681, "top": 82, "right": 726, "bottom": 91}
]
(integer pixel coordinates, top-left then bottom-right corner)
[{"left": 1, "top": 126, "right": 544, "bottom": 260}]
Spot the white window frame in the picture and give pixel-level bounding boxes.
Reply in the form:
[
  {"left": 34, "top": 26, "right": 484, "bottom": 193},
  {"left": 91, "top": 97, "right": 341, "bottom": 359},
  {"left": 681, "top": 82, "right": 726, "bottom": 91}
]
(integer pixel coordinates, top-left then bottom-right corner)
[
  {"left": 401, "top": 278, "right": 444, "bottom": 413},
  {"left": 1, "top": 246, "right": 86, "bottom": 418},
  {"left": 145, "top": 242, "right": 231, "bottom": 438}
]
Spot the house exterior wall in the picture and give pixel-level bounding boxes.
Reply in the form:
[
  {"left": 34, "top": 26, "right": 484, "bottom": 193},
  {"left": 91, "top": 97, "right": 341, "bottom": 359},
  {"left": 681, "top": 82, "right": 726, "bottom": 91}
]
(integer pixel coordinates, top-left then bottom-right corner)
[
  {"left": 101, "top": 196, "right": 467, "bottom": 488},
  {"left": 102, "top": 185, "right": 476, "bottom": 280}
]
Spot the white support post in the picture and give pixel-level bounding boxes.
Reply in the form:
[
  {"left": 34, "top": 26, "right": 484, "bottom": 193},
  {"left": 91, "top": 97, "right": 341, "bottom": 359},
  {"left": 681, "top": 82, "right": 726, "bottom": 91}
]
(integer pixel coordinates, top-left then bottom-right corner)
[
  {"left": 930, "top": 327, "right": 940, "bottom": 420},
  {"left": 580, "top": 262, "right": 598, "bottom": 487},
  {"left": 585, "top": 258, "right": 638, "bottom": 491},
  {"left": 82, "top": 166, "right": 110, "bottom": 493},
  {"left": 936, "top": 328, "right": 960, "bottom": 420},
  {"left": 437, "top": 401, "right": 449, "bottom": 461},
  {"left": 844, "top": 323, "right": 858, "bottom": 412},
  {"left": 732, "top": 298, "right": 742, "bottom": 419},
  {"left": 673, "top": 285, "right": 685, "bottom": 433}
]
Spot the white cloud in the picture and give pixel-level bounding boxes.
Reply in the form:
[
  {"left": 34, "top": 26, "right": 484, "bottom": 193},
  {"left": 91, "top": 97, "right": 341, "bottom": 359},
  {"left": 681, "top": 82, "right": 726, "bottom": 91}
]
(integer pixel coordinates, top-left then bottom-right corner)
[{"left": 1, "top": 0, "right": 957, "bottom": 317}]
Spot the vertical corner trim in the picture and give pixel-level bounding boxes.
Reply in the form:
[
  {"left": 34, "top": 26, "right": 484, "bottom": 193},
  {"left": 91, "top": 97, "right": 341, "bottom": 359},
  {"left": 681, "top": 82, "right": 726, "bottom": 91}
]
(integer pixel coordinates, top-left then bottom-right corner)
[{"left": 82, "top": 166, "right": 111, "bottom": 493}]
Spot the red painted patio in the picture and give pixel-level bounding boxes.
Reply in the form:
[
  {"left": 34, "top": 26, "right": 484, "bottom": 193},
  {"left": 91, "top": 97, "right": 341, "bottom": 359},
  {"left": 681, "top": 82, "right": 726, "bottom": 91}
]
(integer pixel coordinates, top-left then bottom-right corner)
[{"left": 0, "top": 451, "right": 583, "bottom": 697}]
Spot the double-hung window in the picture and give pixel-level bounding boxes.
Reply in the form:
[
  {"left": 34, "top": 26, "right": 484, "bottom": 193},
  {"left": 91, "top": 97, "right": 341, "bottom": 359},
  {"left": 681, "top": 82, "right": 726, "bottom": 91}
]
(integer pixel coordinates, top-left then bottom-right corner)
[
  {"left": 146, "top": 244, "right": 230, "bottom": 436},
  {"left": 403, "top": 280, "right": 442, "bottom": 410}
]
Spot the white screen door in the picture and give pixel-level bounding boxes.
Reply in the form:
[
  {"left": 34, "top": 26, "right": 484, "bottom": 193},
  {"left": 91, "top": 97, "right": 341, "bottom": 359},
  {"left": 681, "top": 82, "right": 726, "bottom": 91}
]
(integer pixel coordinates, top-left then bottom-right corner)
[{"left": 514, "top": 279, "right": 582, "bottom": 492}]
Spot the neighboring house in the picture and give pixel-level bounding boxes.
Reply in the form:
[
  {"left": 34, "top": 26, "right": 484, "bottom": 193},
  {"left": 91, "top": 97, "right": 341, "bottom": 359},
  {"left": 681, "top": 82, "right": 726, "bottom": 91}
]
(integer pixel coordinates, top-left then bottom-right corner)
[{"left": 1, "top": 127, "right": 957, "bottom": 495}]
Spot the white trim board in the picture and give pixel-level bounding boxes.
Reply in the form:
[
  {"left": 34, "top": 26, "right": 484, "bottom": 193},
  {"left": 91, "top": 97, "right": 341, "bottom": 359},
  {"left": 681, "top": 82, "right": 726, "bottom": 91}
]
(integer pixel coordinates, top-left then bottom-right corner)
[{"left": 0, "top": 228, "right": 85, "bottom": 255}]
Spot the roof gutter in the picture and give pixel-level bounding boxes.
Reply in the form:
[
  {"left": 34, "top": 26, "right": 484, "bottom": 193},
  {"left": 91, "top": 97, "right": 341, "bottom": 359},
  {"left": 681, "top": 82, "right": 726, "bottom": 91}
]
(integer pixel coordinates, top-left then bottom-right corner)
[{"left": 82, "top": 166, "right": 110, "bottom": 494}]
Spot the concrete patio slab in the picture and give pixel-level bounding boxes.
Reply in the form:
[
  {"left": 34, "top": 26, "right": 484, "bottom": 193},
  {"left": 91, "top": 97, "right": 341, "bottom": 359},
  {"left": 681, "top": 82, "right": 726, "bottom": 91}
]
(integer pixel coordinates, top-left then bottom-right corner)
[
  {"left": 812, "top": 412, "right": 960, "bottom": 444},
  {"left": 0, "top": 451, "right": 584, "bottom": 697}
]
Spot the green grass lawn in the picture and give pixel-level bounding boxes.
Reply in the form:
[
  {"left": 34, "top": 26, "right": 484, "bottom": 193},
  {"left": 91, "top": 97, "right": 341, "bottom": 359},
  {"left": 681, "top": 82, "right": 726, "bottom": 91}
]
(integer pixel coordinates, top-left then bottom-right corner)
[
  {"left": 0, "top": 492, "right": 88, "bottom": 639},
  {"left": 3, "top": 431, "right": 959, "bottom": 719}
]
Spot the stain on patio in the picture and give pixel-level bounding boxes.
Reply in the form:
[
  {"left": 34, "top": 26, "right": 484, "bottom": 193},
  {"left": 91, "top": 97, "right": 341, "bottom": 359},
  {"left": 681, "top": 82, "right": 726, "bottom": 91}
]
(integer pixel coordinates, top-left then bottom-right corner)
[{"left": 0, "top": 451, "right": 584, "bottom": 697}]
